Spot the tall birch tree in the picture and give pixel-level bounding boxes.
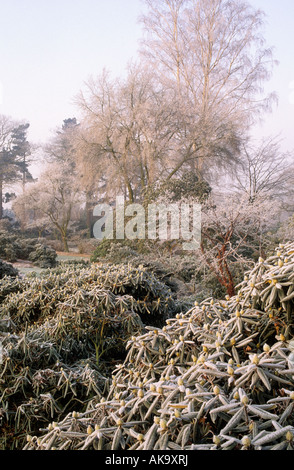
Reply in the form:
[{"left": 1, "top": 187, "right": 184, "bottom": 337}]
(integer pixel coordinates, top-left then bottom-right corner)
[{"left": 139, "top": 0, "right": 277, "bottom": 178}]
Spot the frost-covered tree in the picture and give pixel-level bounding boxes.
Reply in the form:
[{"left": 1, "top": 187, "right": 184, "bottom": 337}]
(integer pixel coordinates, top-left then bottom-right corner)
[
  {"left": 233, "top": 137, "right": 292, "bottom": 202},
  {"left": 139, "top": 0, "right": 277, "bottom": 178},
  {"left": 0, "top": 115, "right": 32, "bottom": 219},
  {"left": 76, "top": 64, "right": 180, "bottom": 203},
  {"left": 14, "top": 161, "right": 80, "bottom": 252},
  {"left": 198, "top": 193, "right": 279, "bottom": 297}
]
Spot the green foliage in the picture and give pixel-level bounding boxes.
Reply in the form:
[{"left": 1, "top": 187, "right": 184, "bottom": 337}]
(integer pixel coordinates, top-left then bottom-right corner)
[
  {"left": 0, "top": 262, "right": 180, "bottom": 449},
  {"left": 143, "top": 171, "right": 211, "bottom": 205},
  {"left": 90, "top": 239, "right": 152, "bottom": 263},
  {"left": 0, "top": 123, "right": 31, "bottom": 185},
  {"left": 2, "top": 242, "right": 294, "bottom": 450},
  {"left": 28, "top": 244, "right": 58, "bottom": 268},
  {"left": 59, "top": 259, "right": 91, "bottom": 268},
  {"left": 22, "top": 241, "right": 294, "bottom": 451},
  {"left": 0, "top": 260, "right": 19, "bottom": 280}
]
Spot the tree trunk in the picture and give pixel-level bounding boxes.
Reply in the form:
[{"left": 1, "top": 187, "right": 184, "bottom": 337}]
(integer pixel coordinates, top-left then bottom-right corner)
[
  {"left": 86, "top": 191, "right": 94, "bottom": 238},
  {"left": 54, "top": 223, "right": 69, "bottom": 252},
  {"left": 200, "top": 238, "right": 236, "bottom": 298},
  {"left": 61, "top": 233, "right": 69, "bottom": 252},
  {"left": 21, "top": 154, "right": 27, "bottom": 230},
  {"left": 225, "top": 279, "right": 236, "bottom": 298},
  {"left": 125, "top": 177, "right": 134, "bottom": 203}
]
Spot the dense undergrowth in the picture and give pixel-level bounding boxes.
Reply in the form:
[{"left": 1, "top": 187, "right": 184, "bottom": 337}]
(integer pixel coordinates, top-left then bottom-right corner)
[
  {"left": 0, "top": 262, "right": 181, "bottom": 449},
  {"left": 0, "top": 260, "right": 19, "bottom": 280},
  {"left": 1, "top": 242, "right": 294, "bottom": 450},
  {"left": 0, "top": 231, "right": 57, "bottom": 268}
]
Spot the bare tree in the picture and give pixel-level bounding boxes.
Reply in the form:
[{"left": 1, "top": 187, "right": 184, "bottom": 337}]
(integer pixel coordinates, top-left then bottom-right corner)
[
  {"left": 14, "top": 161, "right": 81, "bottom": 252},
  {"left": 233, "top": 136, "right": 292, "bottom": 203},
  {"left": 139, "top": 0, "right": 277, "bottom": 179},
  {"left": 76, "top": 64, "right": 180, "bottom": 203},
  {"left": 198, "top": 192, "right": 279, "bottom": 297},
  {"left": 74, "top": 0, "right": 277, "bottom": 209}
]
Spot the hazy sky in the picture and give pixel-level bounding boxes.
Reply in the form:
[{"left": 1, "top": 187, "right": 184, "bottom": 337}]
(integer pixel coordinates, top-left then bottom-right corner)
[
  {"left": 0, "top": 0, "right": 294, "bottom": 153},
  {"left": 0, "top": 0, "right": 144, "bottom": 143}
]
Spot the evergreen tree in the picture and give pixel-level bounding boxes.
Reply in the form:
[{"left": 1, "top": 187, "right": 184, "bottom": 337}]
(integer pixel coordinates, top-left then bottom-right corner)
[{"left": 0, "top": 117, "right": 32, "bottom": 219}]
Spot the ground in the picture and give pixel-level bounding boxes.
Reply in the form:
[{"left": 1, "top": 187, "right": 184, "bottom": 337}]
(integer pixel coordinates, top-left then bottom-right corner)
[{"left": 12, "top": 251, "right": 91, "bottom": 276}]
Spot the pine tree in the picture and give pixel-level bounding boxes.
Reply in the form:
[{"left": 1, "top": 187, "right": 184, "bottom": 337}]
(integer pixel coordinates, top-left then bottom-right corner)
[{"left": 0, "top": 117, "right": 32, "bottom": 219}]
